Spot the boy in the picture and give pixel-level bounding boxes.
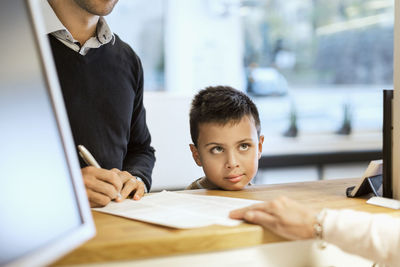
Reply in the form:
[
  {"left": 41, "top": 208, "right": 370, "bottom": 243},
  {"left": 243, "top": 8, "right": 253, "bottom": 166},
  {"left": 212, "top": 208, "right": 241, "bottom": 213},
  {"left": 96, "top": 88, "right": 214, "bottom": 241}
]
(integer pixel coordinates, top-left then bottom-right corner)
[{"left": 186, "top": 86, "right": 264, "bottom": 190}]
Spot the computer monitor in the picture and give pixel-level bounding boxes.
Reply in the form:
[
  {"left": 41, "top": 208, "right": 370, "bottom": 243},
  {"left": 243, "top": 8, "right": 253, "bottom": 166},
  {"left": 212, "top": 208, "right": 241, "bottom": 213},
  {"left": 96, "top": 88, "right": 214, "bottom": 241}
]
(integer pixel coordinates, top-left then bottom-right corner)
[
  {"left": 393, "top": 0, "right": 400, "bottom": 200},
  {"left": 0, "top": 1, "right": 95, "bottom": 266}
]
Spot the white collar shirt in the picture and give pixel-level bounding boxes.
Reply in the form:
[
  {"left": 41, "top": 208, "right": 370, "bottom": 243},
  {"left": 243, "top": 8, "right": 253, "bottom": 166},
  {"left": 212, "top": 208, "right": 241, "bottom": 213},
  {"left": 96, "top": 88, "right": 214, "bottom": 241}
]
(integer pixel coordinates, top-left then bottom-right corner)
[{"left": 41, "top": 0, "right": 114, "bottom": 56}]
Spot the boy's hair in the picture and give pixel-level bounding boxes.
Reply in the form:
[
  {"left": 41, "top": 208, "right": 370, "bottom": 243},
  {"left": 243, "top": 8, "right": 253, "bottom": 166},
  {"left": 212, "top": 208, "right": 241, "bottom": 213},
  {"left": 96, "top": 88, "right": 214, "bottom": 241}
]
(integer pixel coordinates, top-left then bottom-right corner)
[{"left": 190, "top": 86, "right": 261, "bottom": 146}]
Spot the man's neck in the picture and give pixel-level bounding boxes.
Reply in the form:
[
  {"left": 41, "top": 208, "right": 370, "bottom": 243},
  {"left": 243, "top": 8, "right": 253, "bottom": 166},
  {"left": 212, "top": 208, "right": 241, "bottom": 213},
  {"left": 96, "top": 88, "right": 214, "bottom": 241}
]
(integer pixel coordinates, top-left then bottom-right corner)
[{"left": 48, "top": 0, "right": 99, "bottom": 45}]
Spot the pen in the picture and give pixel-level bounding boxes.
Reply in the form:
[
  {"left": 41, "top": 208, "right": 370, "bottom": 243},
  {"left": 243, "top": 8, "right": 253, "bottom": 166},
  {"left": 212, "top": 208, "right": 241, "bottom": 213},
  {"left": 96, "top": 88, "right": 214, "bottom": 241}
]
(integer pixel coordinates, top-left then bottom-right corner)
[
  {"left": 78, "top": 145, "right": 101, "bottom": 168},
  {"left": 78, "top": 145, "right": 122, "bottom": 200}
]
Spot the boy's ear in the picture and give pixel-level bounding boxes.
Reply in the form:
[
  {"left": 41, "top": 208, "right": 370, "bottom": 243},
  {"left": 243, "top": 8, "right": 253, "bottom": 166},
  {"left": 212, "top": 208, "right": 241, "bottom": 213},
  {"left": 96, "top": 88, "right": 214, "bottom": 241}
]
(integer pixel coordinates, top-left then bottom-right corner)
[
  {"left": 257, "top": 135, "right": 264, "bottom": 159},
  {"left": 189, "top": 144, "right": 202, "bottom": 167}
]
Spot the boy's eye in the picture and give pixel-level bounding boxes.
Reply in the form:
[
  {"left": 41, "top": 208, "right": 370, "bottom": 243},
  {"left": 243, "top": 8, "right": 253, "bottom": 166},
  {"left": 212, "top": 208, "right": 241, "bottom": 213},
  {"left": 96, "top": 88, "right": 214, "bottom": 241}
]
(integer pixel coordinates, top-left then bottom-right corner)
[
  {"left": 211, "top": 146, "right": 224, "bottom": 154},
  {"left": 239, "top": 143, "right": 250, "bottom": 151}
]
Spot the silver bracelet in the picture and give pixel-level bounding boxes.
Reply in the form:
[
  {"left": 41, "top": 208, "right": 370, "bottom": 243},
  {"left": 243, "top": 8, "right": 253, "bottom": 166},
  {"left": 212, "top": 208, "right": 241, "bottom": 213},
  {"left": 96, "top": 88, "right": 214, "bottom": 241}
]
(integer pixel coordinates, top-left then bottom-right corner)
[
  {"left": 313, "top": 220, "right": 323, "bottom": 239},
  {"left": 314, "top": 210, "right": 327, "bottom": 249},
  {"left": 313, "top": 210, "right": 325, "bottom": 239}
]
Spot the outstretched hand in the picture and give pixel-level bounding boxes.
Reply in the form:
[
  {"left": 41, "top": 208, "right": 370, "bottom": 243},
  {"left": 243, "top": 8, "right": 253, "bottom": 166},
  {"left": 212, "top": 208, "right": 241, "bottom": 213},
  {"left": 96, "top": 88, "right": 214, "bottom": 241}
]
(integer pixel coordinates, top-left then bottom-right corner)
[{"left": 229, "top": 196, "right": 318, "bottom": 240}]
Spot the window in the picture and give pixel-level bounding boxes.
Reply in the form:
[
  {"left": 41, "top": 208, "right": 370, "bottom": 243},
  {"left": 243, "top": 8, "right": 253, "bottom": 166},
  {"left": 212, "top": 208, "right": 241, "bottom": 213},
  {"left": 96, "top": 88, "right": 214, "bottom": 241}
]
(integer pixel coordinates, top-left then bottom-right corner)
[
  {"left": 107, "top": 0, "right": 165, "bottom": 91},
  {"left": 241, "top": 0, "right": 393, "bottom": 136}
]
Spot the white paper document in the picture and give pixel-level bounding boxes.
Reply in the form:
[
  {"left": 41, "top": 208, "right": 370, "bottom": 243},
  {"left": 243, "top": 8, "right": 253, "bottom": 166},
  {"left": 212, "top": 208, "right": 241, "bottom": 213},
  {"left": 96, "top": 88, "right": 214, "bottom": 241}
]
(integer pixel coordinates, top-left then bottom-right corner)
[{"left": 93, "top": 191, "right": 261, "bottom": 229}]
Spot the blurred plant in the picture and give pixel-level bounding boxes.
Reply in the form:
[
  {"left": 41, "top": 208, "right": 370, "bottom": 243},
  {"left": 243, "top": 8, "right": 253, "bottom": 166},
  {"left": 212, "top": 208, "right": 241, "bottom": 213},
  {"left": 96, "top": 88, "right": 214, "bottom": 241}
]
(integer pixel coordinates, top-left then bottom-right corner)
[
  {"left": 283, "top": 102, "right": 298, "bottom": 137},
  {"left": 336, "top": 102, "right": 352, "bottom": 135}
]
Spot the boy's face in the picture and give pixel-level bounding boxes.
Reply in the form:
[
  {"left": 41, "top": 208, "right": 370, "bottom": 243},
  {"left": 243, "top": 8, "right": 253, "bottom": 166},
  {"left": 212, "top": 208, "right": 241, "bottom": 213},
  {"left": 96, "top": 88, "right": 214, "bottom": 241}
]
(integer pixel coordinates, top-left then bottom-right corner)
[{"left": 190, "top": 116, "right": 264, "bottom": 190}]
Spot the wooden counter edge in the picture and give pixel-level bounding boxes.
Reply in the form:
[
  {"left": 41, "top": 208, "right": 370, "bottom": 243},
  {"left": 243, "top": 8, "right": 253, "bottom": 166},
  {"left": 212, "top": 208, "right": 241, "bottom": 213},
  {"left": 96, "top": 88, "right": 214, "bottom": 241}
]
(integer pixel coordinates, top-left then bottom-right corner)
[{"left": 53, "top": 221, "right": 265, "bottom": 265}]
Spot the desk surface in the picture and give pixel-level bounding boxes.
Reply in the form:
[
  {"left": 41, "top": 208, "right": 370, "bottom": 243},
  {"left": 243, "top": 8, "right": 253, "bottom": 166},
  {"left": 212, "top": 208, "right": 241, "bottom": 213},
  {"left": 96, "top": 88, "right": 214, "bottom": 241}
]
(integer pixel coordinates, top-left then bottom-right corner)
[{"left": 54, "top": 178, "right": 399, "bottom": 265}]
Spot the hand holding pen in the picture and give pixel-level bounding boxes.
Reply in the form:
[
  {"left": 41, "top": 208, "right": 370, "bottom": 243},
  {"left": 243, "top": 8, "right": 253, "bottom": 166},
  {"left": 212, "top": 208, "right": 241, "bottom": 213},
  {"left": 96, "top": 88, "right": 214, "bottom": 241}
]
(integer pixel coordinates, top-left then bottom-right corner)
[
  {"left": 78, "top": 145, "right": 146, "bottom": 208},
  {"left": 78, "top": 145, "right": 122, "bottom": 206}
]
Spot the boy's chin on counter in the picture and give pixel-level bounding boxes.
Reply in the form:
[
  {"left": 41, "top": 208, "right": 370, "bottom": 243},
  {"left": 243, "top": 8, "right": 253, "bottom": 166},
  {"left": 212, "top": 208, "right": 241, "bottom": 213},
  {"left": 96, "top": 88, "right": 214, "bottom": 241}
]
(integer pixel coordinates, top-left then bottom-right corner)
[{"left": 215, "top": 174, "right": 253, "bottom": 191}]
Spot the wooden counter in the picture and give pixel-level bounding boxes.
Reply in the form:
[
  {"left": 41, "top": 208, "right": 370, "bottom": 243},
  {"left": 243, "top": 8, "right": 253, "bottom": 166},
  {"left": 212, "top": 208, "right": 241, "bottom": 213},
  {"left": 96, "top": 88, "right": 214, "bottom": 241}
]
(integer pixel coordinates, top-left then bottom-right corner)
[{"left": 53, "top": 178, "right": 400, "bottom": 265}]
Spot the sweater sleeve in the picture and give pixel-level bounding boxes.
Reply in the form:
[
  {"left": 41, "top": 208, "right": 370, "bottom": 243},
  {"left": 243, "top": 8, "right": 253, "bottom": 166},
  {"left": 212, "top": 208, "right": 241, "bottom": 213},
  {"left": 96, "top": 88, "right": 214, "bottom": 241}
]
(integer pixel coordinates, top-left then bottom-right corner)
[
  {"left": 122, "top": 54, "right": 155, "bottom": 191},
  {"left": 321, "top": 208, "right": 400, "bottom": 266}
]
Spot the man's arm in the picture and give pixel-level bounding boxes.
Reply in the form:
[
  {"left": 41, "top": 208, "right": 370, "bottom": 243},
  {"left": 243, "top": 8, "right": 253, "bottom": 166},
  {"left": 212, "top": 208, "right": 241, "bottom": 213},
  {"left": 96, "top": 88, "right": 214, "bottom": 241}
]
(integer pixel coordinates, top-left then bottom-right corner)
[{"left": 122, "top": 54, "right": 155, "bottom": 191}]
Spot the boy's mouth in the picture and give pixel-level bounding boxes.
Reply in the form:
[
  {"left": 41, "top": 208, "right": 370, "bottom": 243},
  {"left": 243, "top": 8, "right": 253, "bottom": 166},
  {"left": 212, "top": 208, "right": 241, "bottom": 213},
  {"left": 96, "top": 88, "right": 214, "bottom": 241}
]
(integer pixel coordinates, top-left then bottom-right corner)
[{"left": 225, "top": 174, "right": 243, "bottom": 183}]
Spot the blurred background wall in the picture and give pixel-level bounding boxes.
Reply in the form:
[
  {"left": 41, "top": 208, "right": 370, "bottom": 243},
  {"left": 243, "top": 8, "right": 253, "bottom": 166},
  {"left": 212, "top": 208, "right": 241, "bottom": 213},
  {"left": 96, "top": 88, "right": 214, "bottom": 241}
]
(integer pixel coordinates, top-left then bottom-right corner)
[{"left": 107, "top": 0, "right": 393, "bottom": 191}]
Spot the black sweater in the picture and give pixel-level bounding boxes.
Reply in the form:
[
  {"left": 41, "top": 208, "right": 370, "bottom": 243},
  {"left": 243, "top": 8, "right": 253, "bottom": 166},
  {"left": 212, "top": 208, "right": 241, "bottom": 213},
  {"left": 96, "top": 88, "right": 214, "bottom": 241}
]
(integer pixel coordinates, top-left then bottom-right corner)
[{"left": 49, "top": 34, "right": 155, "bottom": 190}]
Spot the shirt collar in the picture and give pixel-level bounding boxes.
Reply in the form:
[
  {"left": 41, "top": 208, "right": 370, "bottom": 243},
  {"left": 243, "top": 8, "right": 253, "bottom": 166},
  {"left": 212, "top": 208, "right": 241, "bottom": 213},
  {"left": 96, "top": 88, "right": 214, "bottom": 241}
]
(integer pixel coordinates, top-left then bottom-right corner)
[
  {"left": 41, "top": 0, "right": 67, "bottom": 34},
  {"left": 41, "top": 0, "right": 114, "bottom": 44}
]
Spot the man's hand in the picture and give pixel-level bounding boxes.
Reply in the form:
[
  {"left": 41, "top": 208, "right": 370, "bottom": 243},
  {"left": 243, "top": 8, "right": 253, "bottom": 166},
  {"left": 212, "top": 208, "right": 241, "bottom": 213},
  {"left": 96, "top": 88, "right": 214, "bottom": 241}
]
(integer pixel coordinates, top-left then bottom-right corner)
[
  {"left": 229, "top": 196, "right": 318, "bottom": 240},
  {"left": 111, "top": 169, "right": 146, "bottom": 201},
  {"left": 81, "top": 166, "right": 123, "bottom": 208}
]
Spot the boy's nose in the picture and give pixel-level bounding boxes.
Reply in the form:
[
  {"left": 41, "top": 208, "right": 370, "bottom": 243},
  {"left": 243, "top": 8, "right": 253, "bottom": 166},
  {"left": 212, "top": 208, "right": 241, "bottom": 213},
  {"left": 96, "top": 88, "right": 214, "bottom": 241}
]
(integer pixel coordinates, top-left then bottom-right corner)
[{"left": 225, "top": 152, "right": 239, "bottom": 169}]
